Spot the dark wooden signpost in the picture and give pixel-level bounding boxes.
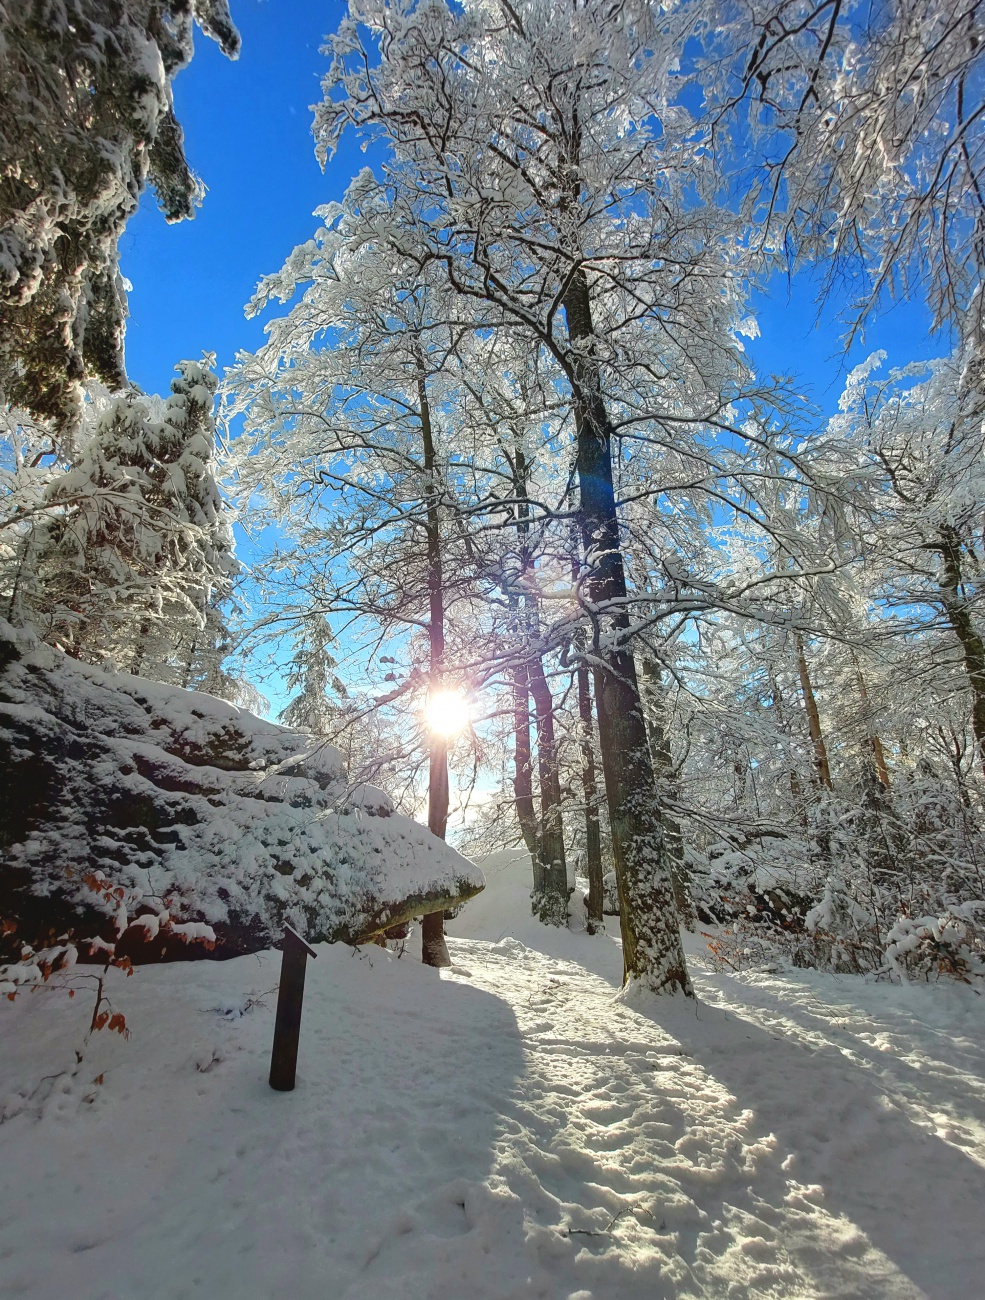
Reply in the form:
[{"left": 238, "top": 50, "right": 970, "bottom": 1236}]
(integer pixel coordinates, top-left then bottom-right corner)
[{"left": 268, "top": 925, "right": 317, "bottom": 1092}]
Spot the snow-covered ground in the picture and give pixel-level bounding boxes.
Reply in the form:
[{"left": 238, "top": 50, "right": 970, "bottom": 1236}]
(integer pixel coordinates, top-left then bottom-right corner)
[{"left": 2, "top": 848, "right": 983, "bottom": 1299}]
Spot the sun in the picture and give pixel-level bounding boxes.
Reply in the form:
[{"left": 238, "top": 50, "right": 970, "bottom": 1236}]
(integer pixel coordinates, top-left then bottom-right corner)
[{"left": 425, "top": 688, "right": 470, "bottom": 737}]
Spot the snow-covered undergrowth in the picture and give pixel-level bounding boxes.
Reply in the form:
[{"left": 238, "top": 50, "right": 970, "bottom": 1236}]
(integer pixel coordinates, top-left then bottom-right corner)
[
  {"left": 691, "top": 788, "right": 985, "bottom": 986},
  {"left": 0, "top": 620, "right": 481, "bottom": 980},
  {"left": 2, "top": 848, "right": 983, "bottom": 1299}
]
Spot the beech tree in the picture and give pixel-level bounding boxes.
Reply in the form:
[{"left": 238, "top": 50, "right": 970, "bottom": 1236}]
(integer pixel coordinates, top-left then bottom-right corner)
[
  {"left": 227, "top": 194, "right": 496, "bottom": 966},
  {"left": 458, "top": 346, "right": 574, "bottom": 924},
  {"left": 310, "top": 0, "right": 779, "bottom": 993},
  {"left": 821, "top": 345, "right": 985, "bottom": 774}
]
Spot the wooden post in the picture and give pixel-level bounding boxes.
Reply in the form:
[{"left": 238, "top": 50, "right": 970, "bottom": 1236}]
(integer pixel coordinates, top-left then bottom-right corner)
[{"left": 268, "top": 925, "right": 317, "bottom": 1092}]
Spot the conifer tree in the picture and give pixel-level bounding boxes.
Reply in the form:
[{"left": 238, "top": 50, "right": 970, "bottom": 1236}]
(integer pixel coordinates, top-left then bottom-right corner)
[
  {"left": 0, "top": 0, "right": 240, "bottom": 425},
  {"left": 7, "top": 357, "right": 236, "bottom": 675},
  {"left": 279, "top": 614, "right": 347, "bottom": 735}
]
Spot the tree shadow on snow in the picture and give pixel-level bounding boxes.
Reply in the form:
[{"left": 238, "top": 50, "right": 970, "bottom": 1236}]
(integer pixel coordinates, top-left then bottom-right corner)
[
  {"left": 4, "top": 946, "right": 527, "bottom": 1300},
  {"left": 642, "top": 988, "right": 985, "bottom": 1300},
  {"left": 697, "top": 966, "right": 985, "bottom": 1130}
]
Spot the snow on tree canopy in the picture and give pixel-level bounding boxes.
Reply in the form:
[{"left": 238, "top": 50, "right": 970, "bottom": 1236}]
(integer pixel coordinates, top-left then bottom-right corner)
[
  {"left": 0, "top": 0, "right": 240, "bottom": 426},
  {"left": 4, "top": 356, "right": 240, "bottom": 690},
  {"left": 0, "top": 619, "right": 483, "bottom": 965}
]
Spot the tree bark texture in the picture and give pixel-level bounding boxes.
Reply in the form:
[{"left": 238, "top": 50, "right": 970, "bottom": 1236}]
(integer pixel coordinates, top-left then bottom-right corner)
[
  {"left": 563, "top": 268, "right": 690, "bottom": 995},
  {"left": 418, "top": 357, "right": 451, "bottom": 968},
  {"left": 938, "top": 525, "right": 985, "bottom": 780},
  {"left": 511, "top": 658, "right": 540, "bottom": 863},
  {"left": 507, "top": 463, "right": 541, "bottom": 873},
  {"left": 508, "top": 446, "right": 567, "bottom": 924},
  {"left": 851, "top": 653, "right": 890, "bottom": 789},
  {"left": 576, "top": 659, "right": 605, "bottom": 933},
  {"left": 641, "top": 660, "right": 695, "bottom": 931},
  {"left": 795, "top": 634, "right": 832, "bottom": 791},
  {"left": 527, "top": 644, "right": 569, "bottom": 926},
  {"left": 769, "top": 672, "right": 810, "bottom": 828}
]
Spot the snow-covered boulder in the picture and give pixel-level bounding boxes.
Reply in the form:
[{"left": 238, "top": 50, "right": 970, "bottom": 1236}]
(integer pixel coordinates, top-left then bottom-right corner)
[{"left": 0, "top": 621, "right": 482, "bottom": 963}]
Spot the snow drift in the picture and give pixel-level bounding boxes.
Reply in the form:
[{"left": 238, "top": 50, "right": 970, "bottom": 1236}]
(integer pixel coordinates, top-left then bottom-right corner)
[{"left": 0, "top": 620, "right": 482, "bottom": 966}]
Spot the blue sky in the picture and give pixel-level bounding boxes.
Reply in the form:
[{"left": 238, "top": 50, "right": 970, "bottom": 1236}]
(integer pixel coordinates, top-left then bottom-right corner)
[
  {"left": 117, "top": 0, "right": 954, "bottom": 719},
  {"left": 120, "top": 0, "right": 351, "bottom": 395},
  {"left": 121, "top": 0, "right": 952, "bottom": 413}
]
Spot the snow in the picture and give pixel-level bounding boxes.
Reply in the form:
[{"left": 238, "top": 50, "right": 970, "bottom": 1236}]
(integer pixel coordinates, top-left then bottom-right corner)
[
  {"left": 2, "top": 847, "right": 983, "bottom": 1298},
  {"left": 0, "top": 620, "right": 482, "bottom": 959}
]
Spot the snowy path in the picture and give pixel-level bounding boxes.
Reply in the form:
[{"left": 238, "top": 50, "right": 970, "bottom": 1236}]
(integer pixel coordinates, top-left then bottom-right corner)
[{"left": 1, "top": 849, "right": 983, "bottom": 1299}]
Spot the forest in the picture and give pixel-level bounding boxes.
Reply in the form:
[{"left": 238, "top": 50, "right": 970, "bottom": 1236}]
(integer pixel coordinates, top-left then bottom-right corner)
[
  {"left": 1, "top": 4, "right": 985, "bottom": 1295},
  {"left": 4, "top": 0, "right": 985, "bottom": 993}
]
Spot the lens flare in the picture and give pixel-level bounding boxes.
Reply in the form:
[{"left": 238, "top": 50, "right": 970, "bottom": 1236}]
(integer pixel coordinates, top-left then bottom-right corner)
[{"left": 425, "top": 688, "right": 470, "bottom": 736}]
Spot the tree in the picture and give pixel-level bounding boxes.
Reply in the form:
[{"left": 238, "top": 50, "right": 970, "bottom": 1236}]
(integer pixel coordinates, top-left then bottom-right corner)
[
  {"left": 312, "top": 0, "right": 775, "bottom": 993},
  {"left": 279, "top": 614, "right": 348, "bottom": 735},
  {"left": 820, "top": 345, "right": 985, "bottom": 775},
  {"left": 698, "top": 0, "right": 985, "bottom": 337},
  {"left": 227, "top": 201, "right": 490, "bottom": 966},
  {"left": 4, "top": 357, "right": 236, "bottom": 676},
  {"left": 490, "top": 399, "right": 570, "bottom": 925},
  {"left": 0, "top": 0, "right": 240, "bottom": 425},
  {"left": 574, "top": 639, "right": 605, "bottom": 932}
]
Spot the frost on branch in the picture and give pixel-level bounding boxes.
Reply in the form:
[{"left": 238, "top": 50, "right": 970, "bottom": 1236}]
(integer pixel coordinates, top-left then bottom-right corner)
[
  {"left": 2, "top": 356, "right": 240, "bottom": 692},
  {"left": 0, "top": 0, "right": 241, "bottom": 426}
]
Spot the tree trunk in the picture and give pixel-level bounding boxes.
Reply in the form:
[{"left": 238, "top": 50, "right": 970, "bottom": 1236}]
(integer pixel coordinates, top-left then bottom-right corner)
[
  {"left": 563, "top": 267, "right": 690, "bottom": 995},
  {"left": 180, "top": 637, "right": 198, "bottom": 691},
  {"left": 640, "top": 660, "right": 695, "bottom": 931},
  {"left": 795, "top": 633, "right": 832, "bottom": 791},
  {"left": 418, "top": 356, "right": 451, "bottom": 968},
  {"left": 506, "top": 441, "right": 567, "bottom": 922},
  {"left": 769, "top": 670, "right": 809, "bottom": 828},
  {"left": 506, "top": 460, "right": 540, "bottom": 872},
  {"left": 130, "top": 622, "right": 150, "bottom": 675},
  {"left": 511, "top": 657, "right": 539, "bottom": 862},
  {"left": 527, "top": 644, "right": 569, "bottom": 926},
  {"left": 851, "top": 652, "right": 890, "bottom": 788},
  {"left": 576, "top": 658, "right": 605, "bottom": 933},
  {"left": 938, "top": 525, "right": 985, "bottom": 780}
]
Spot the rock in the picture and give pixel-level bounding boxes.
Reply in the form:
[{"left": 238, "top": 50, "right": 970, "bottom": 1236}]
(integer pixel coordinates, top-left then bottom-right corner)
[{"left": 0, "top": 621, "right": 482, "bottom": 964}]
